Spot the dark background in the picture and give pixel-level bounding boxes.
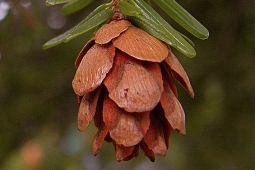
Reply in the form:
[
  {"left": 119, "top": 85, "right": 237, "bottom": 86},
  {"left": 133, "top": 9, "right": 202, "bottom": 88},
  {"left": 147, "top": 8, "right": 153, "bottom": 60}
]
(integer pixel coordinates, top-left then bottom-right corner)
[{"left": 0, "top": 0, "right": 254, "bottom": 169}]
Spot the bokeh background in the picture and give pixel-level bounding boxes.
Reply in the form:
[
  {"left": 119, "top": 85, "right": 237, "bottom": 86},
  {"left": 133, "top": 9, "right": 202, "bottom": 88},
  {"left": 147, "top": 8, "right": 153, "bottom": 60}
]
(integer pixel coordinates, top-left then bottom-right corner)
[{"left": 0, "top": 0, "right": 254, "bottom": 169}]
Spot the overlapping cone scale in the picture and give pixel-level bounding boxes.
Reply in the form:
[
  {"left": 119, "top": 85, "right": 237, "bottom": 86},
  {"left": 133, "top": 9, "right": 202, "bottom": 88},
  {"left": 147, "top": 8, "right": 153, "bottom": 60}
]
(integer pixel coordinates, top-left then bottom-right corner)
[
  {"left": 94, "top": 20, "right": 131, "bottom": 44},
  {"left": 103, "top": 51, "right": 163, "bottom": 112},
  {"left": 72, "top": 19, "right": 194, "bottom": 161},
  {"left": 72, "top": 43, "right": 115, "bottom": 96},
  {"left": 112, "top": 26, "right": 169, "bottom": 62}
]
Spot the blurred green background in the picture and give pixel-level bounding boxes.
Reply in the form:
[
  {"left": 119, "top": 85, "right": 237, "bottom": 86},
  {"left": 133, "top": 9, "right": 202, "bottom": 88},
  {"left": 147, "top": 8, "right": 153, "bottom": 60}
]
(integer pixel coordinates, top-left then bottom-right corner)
[{"left": 0, "top": 0, "right": 254, "bottom": 169}]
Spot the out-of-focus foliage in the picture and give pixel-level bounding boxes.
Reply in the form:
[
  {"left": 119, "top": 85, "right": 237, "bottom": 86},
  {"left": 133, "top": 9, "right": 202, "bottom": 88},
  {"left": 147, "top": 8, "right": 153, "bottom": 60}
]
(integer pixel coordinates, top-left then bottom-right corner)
[{"left": 0, "top": 0, "right": 254, "bottom": 169}]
